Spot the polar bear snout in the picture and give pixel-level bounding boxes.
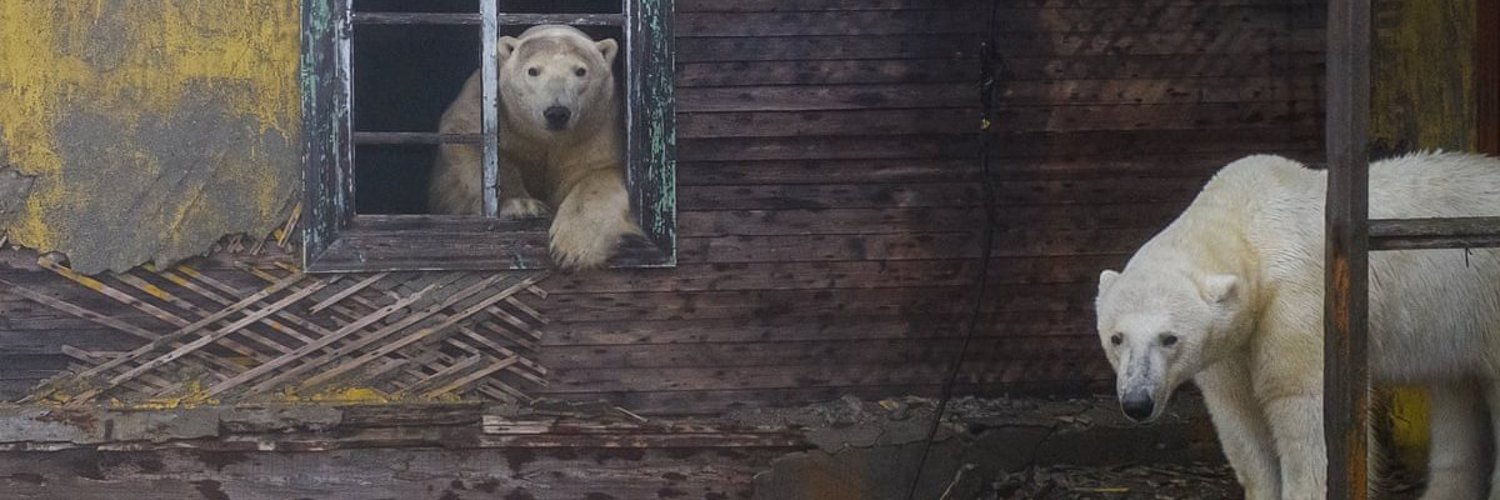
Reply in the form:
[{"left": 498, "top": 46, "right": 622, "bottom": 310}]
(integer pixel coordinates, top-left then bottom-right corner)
[
  {"left": 1113, "top": 342, "right": 1174, "bottom": 423},
  {"left": 1120, "top": 390, "right": 1155, "bottom": 422},
  {"left": 544, "top": 106, "right": 572, "bottom": 131}
]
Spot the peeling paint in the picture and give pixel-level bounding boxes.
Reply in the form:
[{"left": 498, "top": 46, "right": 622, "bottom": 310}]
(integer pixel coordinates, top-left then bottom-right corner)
[
  {"left": 34, "top": 380, "right": 410, "bottom": 409},
  {"left": 124, "top": 379, "right": 221, "bottom": 411},
  {"left": 1370, "top": 0, "right": 1476, "bottom": 154},
  {"left": 643, "top": 0, "right": 676, "bottom": 238},
  {"left": 0, "top": 0, "right": 301, "bottom": 273},
  {"left": 635, "top": 0, "right": 677, "bottom": 264},
  {"left": 0, "top": 167, "right": 35, "bottom": 231},
  {"left": 299, "top": 0, "right": 347, "bottom": 265},
  {"left": 277, "top": 387, "right": 394, "bottom": 405}
]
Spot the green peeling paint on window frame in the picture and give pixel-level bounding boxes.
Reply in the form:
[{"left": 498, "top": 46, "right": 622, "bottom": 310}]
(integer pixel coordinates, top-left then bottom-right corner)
[{"left": 299, "top": 0, "right": 677, "bottom": 273}]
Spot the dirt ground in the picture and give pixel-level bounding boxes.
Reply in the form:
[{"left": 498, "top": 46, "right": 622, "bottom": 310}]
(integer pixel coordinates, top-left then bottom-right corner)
[
  {"left": 735, "top": 394, "right": 1428, "bottom": 499},
  {"left": 983, "top": 462, "right": 1242, "bottom": 499},
  {"left": 983, "top": 462, "right": 1423, "bottom": 500}
]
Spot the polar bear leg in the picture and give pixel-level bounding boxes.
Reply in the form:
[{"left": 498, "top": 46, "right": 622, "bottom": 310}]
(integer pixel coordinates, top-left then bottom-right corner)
[
  {"left": 1264, "top": 393, "right": 1326, "bottom": 500},
  {"left": 548, "top": 168, "right": 644, "bottom": 271},
  {"left": 498, "top": 155, "right": 549, "bottom": 218},
  {"left": 430, "top": 144, "right": 484, "bottom": 215},
  {"left": 501, "top": 197, "right": 550, "bottom": 218},
  {"left": 1420, "top": 381, "right": 1487, "bottom": 500},
  {"left": 1196, "top": 359, "right": 1280, "bottom": 500},
  {"left": 1484, "top": 382, "right": 1500, "bottom": 500}
]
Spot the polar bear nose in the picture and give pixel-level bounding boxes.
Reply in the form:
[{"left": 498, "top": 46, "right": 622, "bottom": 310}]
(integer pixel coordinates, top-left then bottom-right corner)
[
  {"left": 544, "top": 106, "right": 572, "bottom": 130},
  {"left": 1121, "top": 393, "right": 1155, "bottom": 421}
]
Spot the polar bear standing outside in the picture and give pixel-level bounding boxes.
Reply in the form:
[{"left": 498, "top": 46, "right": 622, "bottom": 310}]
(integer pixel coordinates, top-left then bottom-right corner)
[
  {"left": 1093, "top": 152, "right": 1500, "bottom": 499},
  {"left": 429, "top": 25, "right": 643, "bottom": 270}
]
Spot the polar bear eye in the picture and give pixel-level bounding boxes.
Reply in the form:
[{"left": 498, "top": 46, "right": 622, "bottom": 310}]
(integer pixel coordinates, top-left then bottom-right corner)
[
  {"left": 1161, "top": 334, "right": 1179, "bottom": 347},
  {"left": 527, "top": 67, "right": 540, "bottom": 77},
  {"left": 1109, "top": 334, "right": 1123, "bottom": 346},
  {"left": 574, "top": 67, "right": 587, "bottom": 77}
]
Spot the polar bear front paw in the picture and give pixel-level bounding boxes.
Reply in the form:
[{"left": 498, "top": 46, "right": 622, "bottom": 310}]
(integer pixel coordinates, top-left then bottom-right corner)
[
  {"left": 548, "top": 220, "right": 624, "bottom": 271},
  {"left": 500, "top": 198, "right": 550, "bottom": 219}
]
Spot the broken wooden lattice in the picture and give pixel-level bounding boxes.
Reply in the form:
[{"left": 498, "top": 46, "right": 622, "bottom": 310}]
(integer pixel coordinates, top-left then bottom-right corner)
[{"left": 0, "top": 217, "right": 551, "bottom": 407}]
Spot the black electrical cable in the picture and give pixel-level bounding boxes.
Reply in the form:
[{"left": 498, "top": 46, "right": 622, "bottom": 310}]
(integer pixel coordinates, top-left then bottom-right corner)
[{"left": 903, "top": 1, "right": 1002, "bottom": 498}]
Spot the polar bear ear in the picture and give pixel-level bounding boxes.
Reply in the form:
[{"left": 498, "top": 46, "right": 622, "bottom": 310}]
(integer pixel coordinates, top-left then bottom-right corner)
[
  {"left": 498, "top": 36, "right": 522, "bottom": 62},
  {"left": 1197, "top": 274, "right": 1238, "bottom": 304},
  {"left": 1098, "top": 270, "right": 1121, "bottom": 292},
  {"left": 596, "top": 39, "right": 619, "bottom": 66}
]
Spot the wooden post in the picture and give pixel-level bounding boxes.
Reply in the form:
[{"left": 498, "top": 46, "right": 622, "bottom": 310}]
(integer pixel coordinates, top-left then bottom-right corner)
[
  {"left": 480, "top": 0, "right": 501, "bottom": 217},
  {"left": 1324, "top": 0, "right": 1371, "bottom": 497},
  {"left": 300, "top": 0, "right": 354, "bottom": 268}
]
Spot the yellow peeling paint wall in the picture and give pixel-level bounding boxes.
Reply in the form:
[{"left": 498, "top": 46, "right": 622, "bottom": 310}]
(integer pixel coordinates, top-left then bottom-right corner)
[
  {"left": 1372, "top": 0, "right": 1476, "bottom": 154},
  {"left": 1371, "top": 0, "right": 1477, "bottom": 471},
  {"left": 0, "top": 0, "right": 301, "bottom": 274}
]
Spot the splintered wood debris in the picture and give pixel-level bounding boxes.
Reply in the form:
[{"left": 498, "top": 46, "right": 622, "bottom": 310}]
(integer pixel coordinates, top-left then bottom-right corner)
[{"left": 0, "top": 239, "right": 553, "bottom": 407}]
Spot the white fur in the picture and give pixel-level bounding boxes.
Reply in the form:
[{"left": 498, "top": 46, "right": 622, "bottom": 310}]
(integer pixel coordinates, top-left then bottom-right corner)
[
  {"left": 1094, "top": 151, "right": 1500, "bottom": 499},
  {"left": 429, "top": 25, "right": 641, "bottom": 271}
]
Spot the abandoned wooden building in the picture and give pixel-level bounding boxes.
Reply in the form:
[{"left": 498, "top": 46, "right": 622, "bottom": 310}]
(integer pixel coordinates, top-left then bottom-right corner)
[{"left": 0, "top": 0, "right": 1493, "bottom": 498}]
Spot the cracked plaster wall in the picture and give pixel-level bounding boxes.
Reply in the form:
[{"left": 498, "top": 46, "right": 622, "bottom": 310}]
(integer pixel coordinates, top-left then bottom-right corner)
[
  {"left": 0, "top": 1, "right": 301, "bottom": 274},
  {"left": 0, "top": 136, "right": 35, "bottom": 231}
]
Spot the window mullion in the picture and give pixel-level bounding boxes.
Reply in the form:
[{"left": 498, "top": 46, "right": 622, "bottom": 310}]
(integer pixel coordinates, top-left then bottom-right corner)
[
  {"left": 480, "top": 0, "right": 501, "bottom": 218},
  {"left": 622, "top": 0, "right": 639, "bottom": 219}
]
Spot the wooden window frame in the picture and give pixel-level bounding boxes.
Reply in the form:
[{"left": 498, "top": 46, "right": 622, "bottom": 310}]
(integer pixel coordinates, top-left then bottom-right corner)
[{"left": 300, "top": 0, "right": 677, "bottom": 273}]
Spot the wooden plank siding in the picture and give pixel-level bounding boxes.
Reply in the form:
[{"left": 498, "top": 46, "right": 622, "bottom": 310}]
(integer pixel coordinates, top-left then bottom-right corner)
[
  {"left": 526, "top": 0, "right": 1328, "bottom": 414},
  {"left": 0, "top": 0, "right": 1327, "bottom": 415}
]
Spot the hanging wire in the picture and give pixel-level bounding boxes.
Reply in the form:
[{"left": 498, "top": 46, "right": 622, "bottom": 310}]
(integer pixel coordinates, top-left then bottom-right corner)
[{"left": 903, "top": 0, "right": 1003, "bottom": 498}]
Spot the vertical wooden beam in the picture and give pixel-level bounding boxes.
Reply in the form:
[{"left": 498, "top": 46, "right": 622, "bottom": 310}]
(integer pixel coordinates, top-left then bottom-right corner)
[
  {"left": 1325, "top": 0, "right": 1372, "bottom": 497},
  {"left": 624, "top": 0, "right": 678, "bottom": 265},
  {"left": 480, "top": 0, "right": 501, "bottom": 217},
  {"left": 301, "top": 0, "right": 355, "bottom": 267},
  {"left": 1479, "top": 0, "right": 1500, "bottom": 156}
]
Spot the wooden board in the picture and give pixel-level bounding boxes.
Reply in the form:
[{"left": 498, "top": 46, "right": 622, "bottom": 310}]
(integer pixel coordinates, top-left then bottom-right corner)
[
  {"left": 542, "top": 356, "right": 1110, "bottom": 393},
  {"left": 680, "top": 0, "right": 1316, "bottom": 12},
  {"left": 0, "top": 449, "right": 778, "bottom": 499},
  {"left": 678, "top": 77, "right": 1324, "bottom": 111},
  {"left": 541, "top": 284, "right": 1096, "bottom": 323},
  {"left": 541, "top": 310, "right": 1105, "bottom": 346},
  {"left": 678, "top": 6, "right": 1321, "bottom": 37},
  {"left": 540, "top": 335, "right": 1103, "bottom": 369},
  {"left": 550, "top": 380, "right": 1111, "bottom": 415},
  {"left": 676, "top": 54, "right": 1326, "bottom": 86},
  {"left": 679, "top": 102, "right": 1317, "bottom": 138},
  {"left": 674, "top": 154, "right": 1285, "bottom": 185},
  {"left": 676, "top": 30, "right": 1322, "bottom": 63},
  {"left": 678, "top": 128, "right": 1324, "bottom": 161}
]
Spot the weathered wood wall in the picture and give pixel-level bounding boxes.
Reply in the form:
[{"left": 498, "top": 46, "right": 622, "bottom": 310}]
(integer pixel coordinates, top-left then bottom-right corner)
[
  {"left": 0, "top": 403, "right": 805, "bottom": 499},
  {"left": 0, "top": 0, "right": 1327, "bottom": 415},
  {"left": 531, "top": 0, "right": 1327, "bottom": 414}
]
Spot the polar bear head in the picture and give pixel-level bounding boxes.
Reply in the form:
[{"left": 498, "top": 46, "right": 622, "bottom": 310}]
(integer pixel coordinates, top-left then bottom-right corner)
[
  {"left": 498, "top": 25, "right": 618, "bottom": 133},
  {"left": 1095, "top": 265, "right": 1248, "bottom": 422}
]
